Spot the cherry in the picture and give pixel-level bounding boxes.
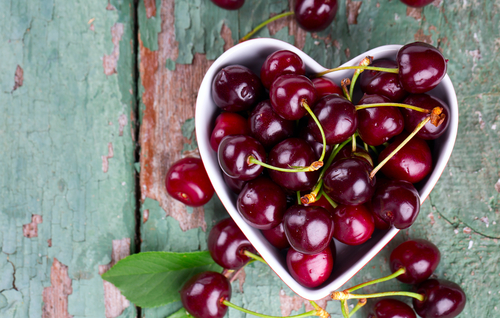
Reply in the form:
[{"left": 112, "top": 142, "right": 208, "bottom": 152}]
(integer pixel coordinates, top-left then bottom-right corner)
[
  {"left": 212, "top": 65, "right": 263, "bottom": 112},
  {"left": 412, "top": 279, "right": 466, "bottom": 318},
  {"left": 283, "top": 205, "right": 334, "bottom": 254},
  {"left": 223, "top": 173, "right": 247, "bottom": 194},
  {"left": 249, "top": 100, "right": 295, "bottom": 150},
  {"left": 371, "top": 180, "right": 420, "bottom": 229},
  {"left": 332, "top": 145, "right": 373, "bottom": 167},
  {"left": 306, "top": 94, "right": 357, "bottom": 145},
  {"left": 312, "top": 77, "right": 343, "bottom": 98},
  {"left": 211, "top": 112, "right": 251, "bottom": 151},
  {"left": 359, "top": 59, "right": 408, "bottom": 102},
  {"left": 356, "top": 94, "right": 404, "bottom": 146},
  {"left": 294, "top": 0, "right": 338, "bottom": 32},
  {"left": 332, "top": 204, "right": 374, "bottom": 245},
  {"left": 390, "top": 239, "right": 441, "bottom": 284},
  {"left": 305, "top": 195, "right": 336, "bottom": 214},
  {"left": 323, "top": 157, "right": 376, "bottom": 206},
  {"left": 378, "top": 133, "right": 432, "bottom": 184},
  {"left": 298, "top": 120, "right": 334, "bottom": 160},
  {"left": 399, "top": 0, "right": 434, "bottom": 8},
  {"left": 270, "top": 74, "right": 317, "bottom": 120},
  {"left": 165, "top": 157, "right": 214, "bottom": 207},
  {"left": 261, "top": 222, "right": 290, "bottom": 249},
  {"left": 260, "top": 50, "right": 306, "bottom": 89},
  {"left": 397, "top": 42, "right": 447, "bottom": 94},
  {"left": 207, "top": 218, "right": 255, "bottom": 269},
  {"left": 218, "top": 135, "right": 266, "bottom": 181},
  {"left": 368, "top": 299, "right": 417, "bottom": 318},
  {"left": 401, "top": 94, "right": 450, "bottom": 140},
  {"left": 180, "top": 271, "right": 231, "bottom": 318},
  {"left": 268, "top": 138, "right": 320, "bottom": 191},
  {"left": 237, "top": 176, "right": 288, "bottom": 230},
  {"left": 286, "top": 244, "right": 335, "bottom": 288}
]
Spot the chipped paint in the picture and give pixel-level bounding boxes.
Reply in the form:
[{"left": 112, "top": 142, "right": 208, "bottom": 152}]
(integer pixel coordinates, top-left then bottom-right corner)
[
  {"left": 118, "top": 114, "right": 128, "bottom": 136},
  {"left": 406, "top": 7, "right": 422, "bottom": 20},
  {"left": 22, "top": 214, "right": 43, "bottom": 238},
  {"left": 144, "top": 0, "right": 157, "bottom": 19},
  {"left": 12, "top": 65, "right": 23, "bottom": 91},
  {"left": 495, "top": 179, "right": 500, "bottom": 193},
  {"left": 103, "top": 23, "right": 125, "bottom": 75},
  {"left": 279, "top": 289, "right": 330, "bottom": 316},
  {"left": 220, "top": 23, "right": 234, "bottom": 52},
  {"left": 414, "top": 29, "right": 433, "bottom": 44},
  {"left": 42, "top": 259, "right": 72, "bottom": 318},
  {"left": 346, "top": 0, "right": 362, "bottom": 25},
  {"left": 464, "top": 227, "right": 472, "bottom": 234},
  {"left": 102, "top": 142, "right": 114, "bottom": 173},
  {"left": 143, "top": 209, "right": 149, "bottom": 223}
]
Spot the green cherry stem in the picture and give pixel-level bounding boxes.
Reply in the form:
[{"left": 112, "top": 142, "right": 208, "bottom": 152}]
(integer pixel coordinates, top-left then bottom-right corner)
[
  {"left": 316, "top": 65, "right": 398, "bottom": 77},
  {"left": 302, "top": 100, "right": 327, "bottom": 163},
  {"left": 239, "top": 11, "right": 295, "bottom": 42},
  {"left": 228, "top": 259, "right": 256, "bottom": 283},
  {"left": 348, "top": 299, "right": 367, "bottom": 317},
  {"left": 332, "top": 291, "right": 425, "bottom": 302},
  {"left": 341, "top": 78, "right": 351, "bottom": 101},
  {"left": 355, "top": 103, "right": 431, "bottom": 113},
  {"left": 346, "top": 268, "right": 406, "bottom": 293},
  {"left": 340, "top": 300, "right": 350, "bottom": 318},
  {"left": 349, "top": 56, "right": 372, "bottom": 99},
  {"left": 320, "top": 190, "right": 338, "bottom": 209},
  {"left": 223, "top": 300, "right": 320, "bottom": 318},
  {"left": 242, "top": 250, "right": 267, "bottom": 265}
]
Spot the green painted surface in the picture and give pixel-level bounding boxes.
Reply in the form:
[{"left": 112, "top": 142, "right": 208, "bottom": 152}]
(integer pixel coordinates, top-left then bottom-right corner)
[{"left": 0, "top": 0, "right": 137, "bottom": 317}]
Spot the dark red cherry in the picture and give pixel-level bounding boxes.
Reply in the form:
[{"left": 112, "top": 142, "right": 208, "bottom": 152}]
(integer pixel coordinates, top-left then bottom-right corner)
[
  {"left": 359, "top": 59, "right": 408, "bottom": 102},
  {"left": 211, "top": 112, "right": 251, "bottom": 151},
  {"left": 397, "top": 42, "right": 447, "bottom": 94},
  {"left": 357, "top": 94, "right": 404, "bottom": 146},
  {"left": 371, "top": 179, "right": 420, "bottom": 229},
  {"left": 332, "top": 145, "right": 373, "bottom": 167},
  {"left": 401, "top": 94, "right": 450, "bottom": 140},
  {"left": 305, "top": 195, "right": 336, "bottom": 214},
  {"left": 212, "top": 65, "right": 263, "bottom": 112},
  {"left": 270, "top": 74, "right": 317, "bottom": 120},
  {"left": 237, "top": 177, "right": 287, "bottom": 230},
  {"left": 180, "top": 271, "right": 231, "bottom": 318},
  {"left": 261, "top": 222, "right": 290, "bottom": 249},
  {"left": 283, "top": 205, "right": 334, "bottom": 254},
  {"left": 312, "top": 77, "right": 343, "bottom": 98},
  {"left": 218, "top": 135, "right": 265, "bottom": 181},
  {"left": 367, "top": 202, "right": 391, "bottom": 230},
  {"left": 390, "top": 239, "right": 440, "bottom": 284},
  {"left": 294, "top": 0, "right": 338, "bottom": 32},
  {"left": 249, "top": 100, "right": 295, "bottom": 149},
  {"left": 268, "top": 138, "right": 320, "bottom": 191},
  {"left": 286, "top": 245, "right": 335, "bottom": 288},
  {"left": 413, "top": 279, "right": 466, "bottom": 318},
  {"left": 298, "top": 119, "right": 334, "bottom": 160},
  {"left": 399, "top": 0, "right": 434, "bottom": 8},
  {"left": 222, "top": 173, "right": 247, "bottom": 194},
  {"left": 261, "top": 50, "right": 306, "bottom": 89},
  {"left": 332, "top": 204, "right": 374, "bottom": 245},
  {"left": 378, "top": 133, "right": 432, "bottom": 184},
  {"left": 306, "top": 94, "right": 357, "bottom": 145},
  {"left": 323, "top": 157, "right": 376, "bottom": 206},
  {"left": 165, "top": 157, "right": 214, "bottom": 207},
  {"left": 207, "top": 218, "right": 255, "bottom": 269},
  {"left": 368, "top": 299, "right": 416, "bottom": 318}
]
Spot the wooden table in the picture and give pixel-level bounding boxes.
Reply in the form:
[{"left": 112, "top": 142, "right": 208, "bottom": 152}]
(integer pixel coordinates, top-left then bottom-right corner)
[{"left": 1, "top": 0, "right": 498, "bottom": 317}]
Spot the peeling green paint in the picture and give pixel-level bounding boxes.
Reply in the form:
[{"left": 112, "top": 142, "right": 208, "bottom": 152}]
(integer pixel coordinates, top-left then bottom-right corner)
[{"left": 138, "top": 0, "right": 162, "bottom": 51}]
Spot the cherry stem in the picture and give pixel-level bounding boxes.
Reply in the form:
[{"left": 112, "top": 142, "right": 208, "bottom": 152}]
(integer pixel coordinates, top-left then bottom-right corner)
[
  {"left": 341, "top": 78, "right": 351, "bottom": 101},
  {"left": 248, "top": 156, "right": 322, "bottom": 173},
  {"left": 297, "top": 191, "right": 302, "bottom": 205},
  {"left": 369, "top": 116, "right": 431, "bottom": 179},
  {"left": 223, "top": 299, "right": 320, "bottom": 318},
  {"left": 239, "top": 11, "right": 295, "bottom": 42},
  {"left": 351, "top": 134, "right": 356, "bottom": 152},
  {"left": 349, "top": 56, "right": 372, "bottom": 99},
  {"left": 320, "top": 189, "right": 338, "bottom": 208},
  {"left": 316, "top": 65, "right": 399, "bottom": 77},
  {"left": 334, "top": 291, "right": 425, "bottom": 302},
  {"left": 243, "top": 250, "right": 267, "bottom": 265},
  {"left": 348, "top": 299, "right": 367, "bottom": 317},
  {"left": 302, "top": 100, "right": 327, "bottom": 163},
  {"left": 309, "top": 301, "right": 330, "bottom": 318},
  {"left": 346, "top": 268, "right": 406, "bottom": 293},
  {"left": 355, "top": 103, "right": 431, "bottom": 113},
  {"left": 340, "top": 300, "right": 349, "bottom": 318},
  {"left": 364, "top": 142, "right": 369, "bottom": 152},
  {"left": 229, "top": 259, "right": 256, "bottom": 283}
]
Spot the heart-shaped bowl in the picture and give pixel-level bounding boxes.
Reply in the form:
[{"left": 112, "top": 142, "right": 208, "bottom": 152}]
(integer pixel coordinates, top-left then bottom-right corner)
[{"left": 195, "top": 38, "right": 458, "bottom": 300}]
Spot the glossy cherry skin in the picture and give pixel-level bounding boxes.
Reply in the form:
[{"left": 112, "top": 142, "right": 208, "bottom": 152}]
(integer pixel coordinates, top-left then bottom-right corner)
[
  {"left": 294, "top": 0, "right": 338, "bottom": 32},
  {"left": 237, "top": 177, "right": 288, "bottom": 230},
  {"left": 312, "top": 77, "right": 343, "bottom": 98},
  {"left": 180, "top": 271, "right": 231, "bottom": 318},
  {"left": 208, "top": 218, "right": 255, "bottom": 269},
  {"left": 286, "top": 245, "right": 335, "bottom": 288},
  {"left": 270, "top": 74, "right": 317, "bottom": 120},
  {"left": 378, "top": 133, "right": 432, "bottom": 184},
  {"left": 332, "top": 204, "right": 374, "bottom": 245},
  {"left": 165, "top": 157, "right": 214, "bottom": 207},
  {"left": 261, "top": 222, "right": 290, "bottom": 249},
  {"left": 218, "top": 135, "right": 266, "bottom": 181},
  {"left": 283, "top": 205, "right": 334, "bottom": 254},
  {"left": 298, "top": 119, "right": 334, "bottom": 160},
  {"left": 305, "top": 195, "right": 336, "bottom": 214},
  {"left": 261, "top": 50, "right": 306, "bottom": 89},
  {"left": 368, "top": 299, "right": 416, "bottom": 318},
  {"left": 210, "top": 0, "right": 245, "bottom": 10},
  {"left": 390, "top": 239, "right": 441, "bottom": 284},
  {"left": 357, "top": 94, "right": 404, "bottom": 146},
  {"left": 249, "top": 100, "right": 295, "bottom": 150},
  {"left": 401, "top": 94, "right": 450, "bottom": 140},
  {"left": 397, "top": 42, "right": 447, "bottom": 94},
  {"left": 359, "top": 59, "right": 408, "bottom": 102},
  {"left": 413, "top": 279, "right": 466, "bottom": 318},
  {"left": 222, "top": 173, "right": 247, "bottom": 194},
  {"left": 399, "top": 0, "right": 434, "bottom": 8},
  {"left": 212, "top": 65, "right": 263, "bottom": 112},
  {"left": 371, "top": 179, "right": 420, "bottom": 229},
  {"left": 332, "top": 145, "right": 373, "bottom": 167},
  {"left": 211, "top": 112, "right": 251, "bottom": 151},
  {"left": 268, "top": 138, "right": 320, "bottom": 191},
  {"left": 323, "top": 157, "right": 376, "bottom": 206},
  {"left": 306, "top": 94, "right": 357, "bottom": 145}
]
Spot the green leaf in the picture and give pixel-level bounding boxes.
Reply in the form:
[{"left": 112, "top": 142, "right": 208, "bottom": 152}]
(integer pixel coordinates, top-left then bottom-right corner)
[
  {"left": 101, "top": 251, "right": 222, "bottom": 308},
  {"left": 167, "top": 307, "right": 192, "bottom": 318}
]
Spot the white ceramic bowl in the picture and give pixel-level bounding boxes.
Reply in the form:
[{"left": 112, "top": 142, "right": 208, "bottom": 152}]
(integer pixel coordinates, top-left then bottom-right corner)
[{"left": 195, "top": 38, "right": 458, "bottom": 300}]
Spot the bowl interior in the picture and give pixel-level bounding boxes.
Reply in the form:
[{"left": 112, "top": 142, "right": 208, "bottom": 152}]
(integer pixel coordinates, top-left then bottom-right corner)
[{"left": 195, "top": 38, "right": 458, "bottom": 300}]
